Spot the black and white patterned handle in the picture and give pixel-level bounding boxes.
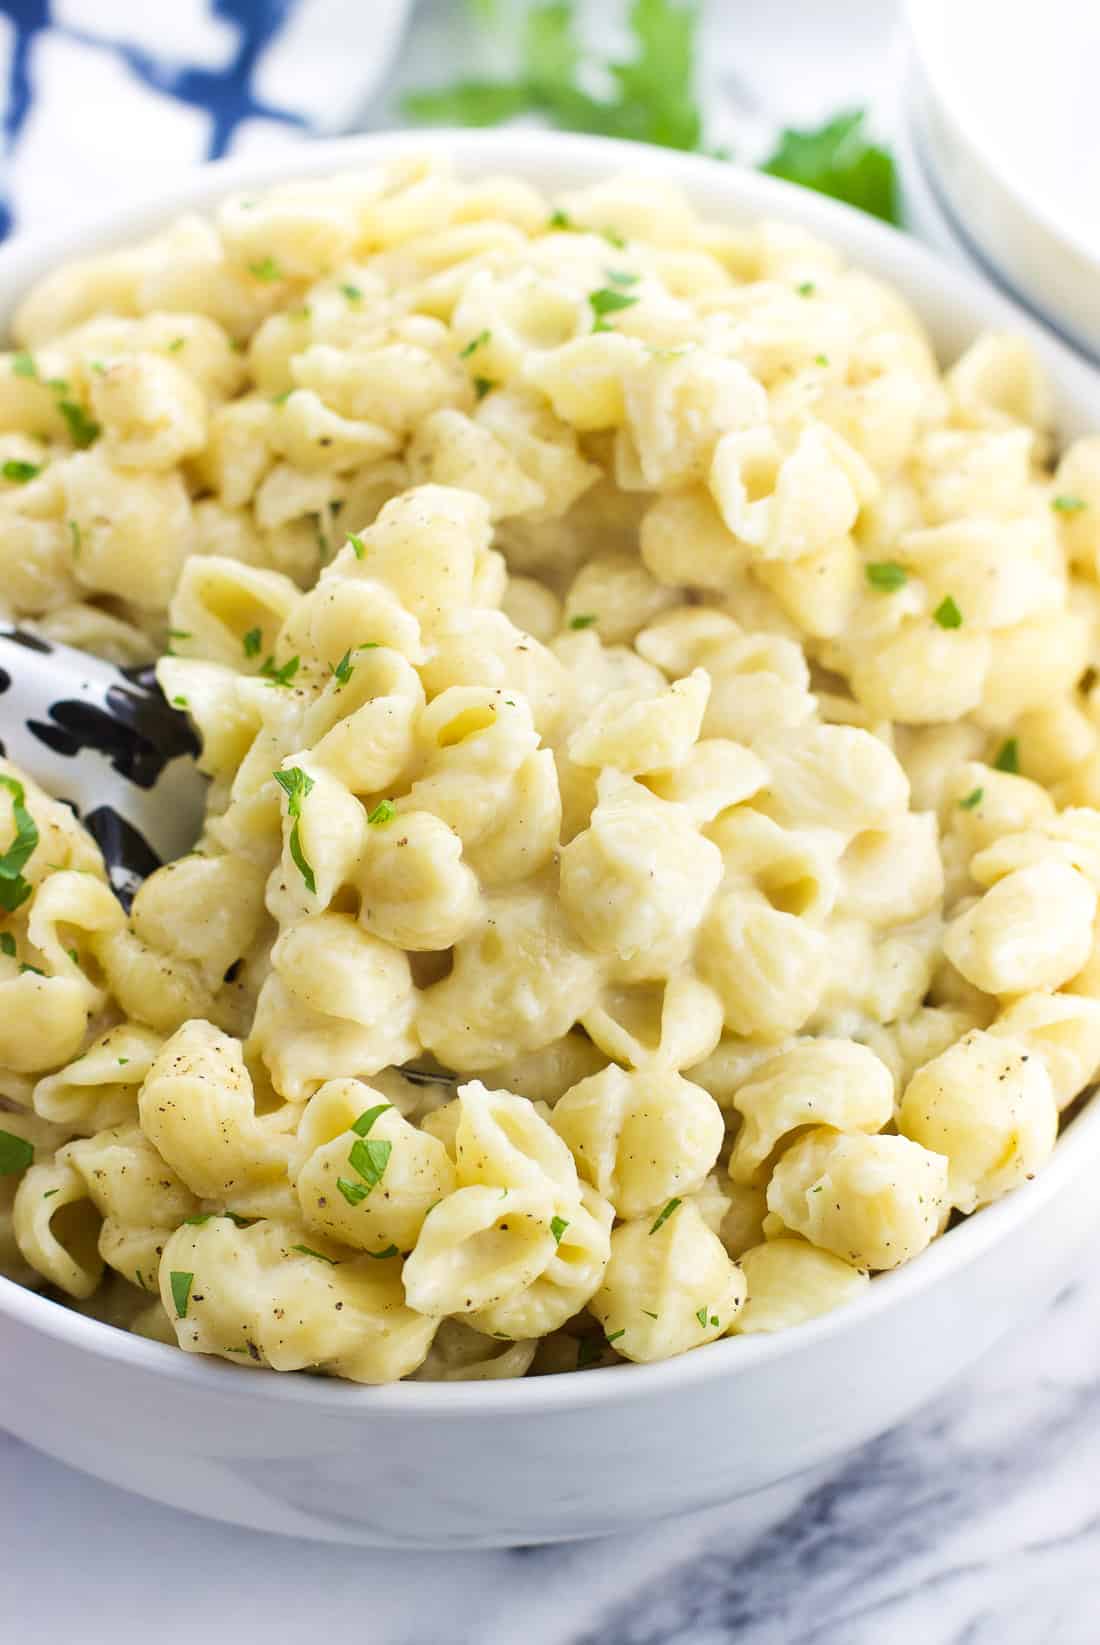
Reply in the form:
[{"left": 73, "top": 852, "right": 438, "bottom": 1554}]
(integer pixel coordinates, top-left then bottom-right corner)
[{"left": 0, "top": 629, "right": 206, "bottom": 907}]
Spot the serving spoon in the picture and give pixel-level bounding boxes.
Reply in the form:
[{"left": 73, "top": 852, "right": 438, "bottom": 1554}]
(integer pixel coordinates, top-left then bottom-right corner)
[{"left": 0, "top": 628, "right": 207, "bottom": 908}]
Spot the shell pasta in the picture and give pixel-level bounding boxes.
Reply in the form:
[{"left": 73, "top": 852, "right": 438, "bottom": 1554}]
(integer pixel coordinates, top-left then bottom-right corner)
[{"left": 2, "top": 153, "right": 1100, "bottom": 1381}]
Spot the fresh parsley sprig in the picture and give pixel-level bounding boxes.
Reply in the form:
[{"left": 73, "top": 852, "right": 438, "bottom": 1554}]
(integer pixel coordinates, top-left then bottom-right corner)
[
  {"left": 0, "top": 775, "right": 39, "bottom": 913},
  {"left": 403, "top": 2, "right": 900, "bottom": 224},
  {"left": 273, "top": 766, "right": 317, "bottom": 894}
]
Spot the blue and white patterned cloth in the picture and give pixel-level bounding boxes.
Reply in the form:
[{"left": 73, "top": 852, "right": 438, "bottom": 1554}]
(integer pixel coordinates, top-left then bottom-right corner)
[{"left": 0, "top": 0, "right": 413, "bottom": 240}]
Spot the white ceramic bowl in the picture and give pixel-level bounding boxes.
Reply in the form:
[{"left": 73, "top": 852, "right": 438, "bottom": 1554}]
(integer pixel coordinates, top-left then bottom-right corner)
[
  {"left": 904, "top": 0, "right": 1100, "bottom": 364},
  {"left": 3, "top": 130, "right": 1100, "bottom": 1550}
]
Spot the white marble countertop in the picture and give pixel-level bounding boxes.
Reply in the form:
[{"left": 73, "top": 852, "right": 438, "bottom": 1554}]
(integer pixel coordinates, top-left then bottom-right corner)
[{"left": 4, "top": 3, "right": 1100, "bottom": 1639}]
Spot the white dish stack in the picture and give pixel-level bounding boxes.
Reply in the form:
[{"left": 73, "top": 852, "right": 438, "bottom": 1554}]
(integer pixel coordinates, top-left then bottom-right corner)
[{"left": 898, "top": 0, "right": 1100, "bottom": 366}]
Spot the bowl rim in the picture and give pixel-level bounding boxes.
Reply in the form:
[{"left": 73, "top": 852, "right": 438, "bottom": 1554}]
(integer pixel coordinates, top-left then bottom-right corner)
[
  {"left": 903, "top": 0, "right": 1100, "bottom": 275},
  {"left": 3, "top": 124, "right": 1100, "bottom": 1415}
]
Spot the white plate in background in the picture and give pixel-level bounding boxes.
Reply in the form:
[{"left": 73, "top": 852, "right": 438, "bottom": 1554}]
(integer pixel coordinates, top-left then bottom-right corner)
[{"left": 904, "top": 0, "right": 1100, "bottom": 364}]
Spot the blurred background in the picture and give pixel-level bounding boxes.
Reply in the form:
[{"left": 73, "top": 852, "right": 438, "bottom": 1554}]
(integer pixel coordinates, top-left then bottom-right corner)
[{"left": 0, "top": 1, "right": 901, "bottom": 237}]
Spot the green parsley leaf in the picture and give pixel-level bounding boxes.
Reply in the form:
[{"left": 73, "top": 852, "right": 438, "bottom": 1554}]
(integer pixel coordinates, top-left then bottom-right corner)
[
  {"left": 11, "top": 351, "right": 36, "bottom": 379},
  {"left": 20, "top": 963, "right": 44, "bottom": 977},
  {"left": 577, "top": 1336, "right": 603, "bottom": 1368},
  {"left": 330, "top": 649, "right": 354, "bottom": 687},
  {"left": 273, "top": 766, "right": 317, "bottom": 894},
  {"left": 259, "top": 654, "right": 300, "bottom": 687},
  {"left": 270, "top": 389, "right": 292, "bottom": 406},
  {"left": 473, "top": 376, "right": 495, "bottom": 400},
  {"left": 2, "top": 458, "right": 41, "bottom": 483},
  {"left": 606, "top": 1328, "right": 626, "bottom": 1345},
  {"left": 167, "top": 337, "right": 186, "bottom": 352},
  {"left": 649, "top": 1196, "right": 681, "bottom": 1234},
  {"left": 405, "top": 3, "right": 703, "bottom": 156},
  {"left": 223, "top": 1212, "right": 256, "bottom": 1228},
  {"left": 117, "top": 1056, "right": 129, "bottom": 1066},
  {"left": 761, "top": 109, "right": 900, "bottom": 224},
  {"left": 0, "top": 1128, "right": 33, "bottom": 1175},
  {"left": 291, "top": 1244, "right": 337, "bottom": 1265},
  {"left": 367, "top": 799, "right": 396, "bottom": 826},
  {"left": 460, "top": 329, "right": 491, "bottom": 358},
  {"left": 589, "top": 286, "right": 639, "bottom": 329},
  {"left": 695, "top": 1306, "right": 708, "bottom": 1327},
  {"left": 167, "top": 629, "right": 192, "bottom": 641},
  {"left": 347, "top": 532, "right": 366, "bottom": 560},
  {"left": 607, "top": 269, "right": 640, "bottom": 286},
  {"left": 796, "top": 280, "right": 816, "bottom": 296},
  {"left": 959, "top": 787, "right": 984, "bottom": 811},
  {"left": 42, "top": 1188, "right": 58, "bottom": 1199},
  {"left": 57, "top": 400, "right": 100, "bottom": 448},
  {"left": 1052, "top": 494, "right": 1087, "bottom": 514},
  {"left": 550, "top": 1215, "right": 570, "bottom": 1245},
  {"left": 351, "top": 1104, "right": 391, "bottom": 1137},
  {"left": 184, "top": 1213, "right": 214, "bottom": 1225},
  {"left": 171, "top": 695, "right": 189, "bottom": 710},
  {"left": 993, "top": 738, "right": 1020, "bottom": 774},
  {"left": 0, "top": 933, "right": 14, "bottom": 957},
  {"left": 337, "top": 1176, "right": 369, "bottom": 1207},
  {"left": 815, "top": 353, "right": 829, "bottom": 366},
  {"left": 348, "top": 1136, "right": 392, "bottom": 1192},
  {"left": 170, "top": 1270, "right": 194, "bottom": 1319},
  {"left": 366, "top": 1245, "right": 400, "bottom": 1260},
  {"left": 569, "top": 613, "right": 598, "bottom": 630},
  {"left": 248, "top": 256, "right": 283, "bottom": 282},
  {"left": 0, "top": 775, "right": 39, "bottom": 913},
  {"left": 242, "top": 627, "right": 262, "bottom": 658},
  {"left": 548, "top": 208, "right": 574, "bottom": 229},
  {"left": 933, "top": 595, "right": 963, "bottom": 629},
  {"left": 865, "top": 561, "right": 907, "bottom": 592},
  {"left": 341, "top": 283, "right": 363, "bottom": 302}
]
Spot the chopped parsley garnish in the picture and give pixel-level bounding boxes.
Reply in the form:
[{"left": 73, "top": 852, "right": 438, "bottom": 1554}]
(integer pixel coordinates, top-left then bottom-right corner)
[
  {"left": 259, "top": 654, "right": 300, "bottom": 687},
  {"left": 11, "top": 351, "right": 36, "bottom": 379},
  {"left": 330, "top": 649, "right": 354, "bottom": 686},
  {"left": 1, "top": 458, "right": 38, "bottom": 483},
  {"left": 273, "top": 766, "right": 317, "bottom": 894},
  {"left": 366, "top": 1245, "right": 400, "bottom": 1259},
  {"left": 167, "top": 628, "right": 192, "bottom": 641},
  {"left": 20, "top": 963, "right": 44, "bottom": 977},
  {"left": 569, "top": 613, "right": 598, "bottom": 629},
  {"left": 1052, "top": 494, "right": 1087, "bottom": 514},
  {"left": 959, "top": 787, "right": 984, "bottom": 811},
  {"left": 223, "top": 1212, "right": 256, "bottom": 1228},
  {"left": 336, "top": 1177, "right": 369, "bottom": 1207},
  {"left": 242, "top": 626, "right": 262, "bottom": 658},
  {"left": 762, "top": 109, "right": 899, "bottom": 224},
  {"left": 291, "top": 1244, "right": 337, "bottom": 1265},
  {"left": 248, "top": 256, "right": 283, "bottom": 282},
  {"left": 473, "top": 376, "right": 495, "bottom": 400},
  {"left": 796, "top": 281, "right": 816, "bottom": 297},
  {"left": 649, "top": 1197, "right": 681, "bottom": 1235},
  {"left": 0, "top": 932, "right": 14, "bottom": 956},
  {"left": 184, "top": 1212, "right": 214, "bottom": 1225},
  {"left": 57, "top": 400, "right": 100, "bottom": 448},
  {"left": 171, "top": 695, "right": 189, "bottom": 710},
  {"left": 577, "top": 1336, "right": 602, "bottom": 1367},
  {"left": 167, "top": 337, "right": 186, "bottom": 352},
  {"left": 932, "top": 595, "right": 963, "bottom": 629},
  {"left": 865, "top": 561, "right": 907, "bottom": 592},
  {"left": 348, "top": 532, "right": 366, "bottom": 560},
  {"left": 0, "top": 1128, "right": 33, "bottom": 1175},
  {"left": 270, "top": 390, "right": 292, "bottom": 405},
  {"left": 607, "top": 269, "right": 639, "bottom": 286},
  {"left": 589, "top": 286, "right": 639, "bottom": 330},
  {"left": 603, "top": 228, "right": 627, "bottom": 249},
  {"left": 460, "top": 329, "right": 491, "bottom": 358},
  {"left": 550, "top": 1215, "right": 569, "bottom": 1245},
  {"left": 993, "top": 738, "right": 1020, "bottom": 774},
  {"left": 0, "top": 774, "right": 39, "bottom": 913},
  {"left": 170, "top": 1270, "right": 194, "bottom": 1319},
  {"left": 815, "top": 353, "right": 829, "bottom": 366},
  {"left": 367, "top": 799, "right": 396, "bottom": 826},
  {"left": 341, "top": 283, "right": 363, "bottom": 302},
  {"left": 605, "top": 1329, "right": 626, "bottom": 1345},
  {"left": 348, "top": 1136, "right": 392, "bottom": 1191},
  {"left": 351, "top": 1104, "right": 391, "bottom": 1137},
  {"left": 695, "top": 1306, "right": 708, "bottom": 1327},
  {"left": 117, "top": 1056, "right": 129, "bottom": 1066},
  {"left": 548, "top": 208, "right": 573, "bottom": 230}
]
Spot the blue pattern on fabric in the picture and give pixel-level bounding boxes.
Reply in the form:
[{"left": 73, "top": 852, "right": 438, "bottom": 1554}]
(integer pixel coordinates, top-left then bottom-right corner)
[{"left": 0, "top": 0, "right": 314, "bottom": 238}]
